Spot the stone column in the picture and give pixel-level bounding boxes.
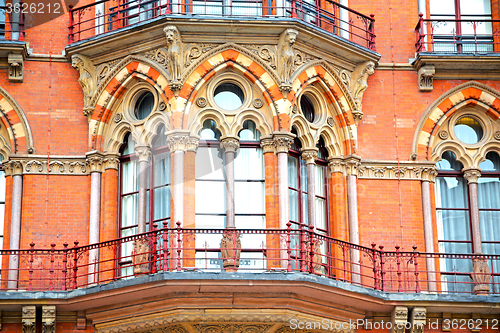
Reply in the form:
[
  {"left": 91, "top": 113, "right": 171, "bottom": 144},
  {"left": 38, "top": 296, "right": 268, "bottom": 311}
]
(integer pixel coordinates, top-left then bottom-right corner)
[
  {"left": 166, "top": 130, "right": 191, "bottom": 227},
  {"left": 86, "top": 151, "right": 105, "bottom": 285},
  {"left": 345, "top": 154, "right": 361, "bottom": 284},
  {"left": 420, "top": 167, "right": 438, "bottom": 292},
  {"left": 301, "top": 149, "right": 318, "bottom": 228},
  {"left": 273, "top": 132, "right": 295, "bottom": 229},
  {"left": 220, "top": 136, "right": 240, "bottom": 228},
  {"left": 5, "top": 161, "right": 23, "bottom": 290},
  {"left": 134, "top": 146, "right": 152, "bottom": 234},
  {"left": 463, "top": 168, "right": 483, "bottom": 254}
]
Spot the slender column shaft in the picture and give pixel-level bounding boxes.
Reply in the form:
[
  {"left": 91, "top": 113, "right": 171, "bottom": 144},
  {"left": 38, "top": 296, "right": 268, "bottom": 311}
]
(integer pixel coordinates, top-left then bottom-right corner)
[
  {"left": 7, "top": 174, "right": 22, "bottom": 289},
  {"left": 225, "top": 151, "right": 235, "bottom": 228},
  {"left": 306, "top": 163, "right": 315, "bottom": 227},
  {"left": 137, "top": 159, "right": 149, "bottom": 234},
  {"left": 469, "top": 183, "right": 482, "bottom": 254},
  {"left": 88, "top": 171, "right": 101, "bottom": 285},
  {"left": 347, "top": 174, "right": 360, "bottom": 283},
  {"left": 421, "top": 180, "right": 437, "bottom": 292},
  {"left": 277, "top": 152, "right": 289, "bottom": 229},
  {"left": 173, "top": 150, "right": 184, "bottom": 226}
]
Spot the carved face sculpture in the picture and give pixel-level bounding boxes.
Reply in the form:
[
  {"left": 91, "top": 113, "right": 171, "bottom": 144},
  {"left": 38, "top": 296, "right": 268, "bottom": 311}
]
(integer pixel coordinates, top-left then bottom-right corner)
[
  {"left": 71, "top": 56, "right": 82, "bottom": 70},
  {"left": 286, "top": 31, "right": 297, "bottom": 46},
  {"left": 366, "top": 62, "right": 375, "bottom": 75},
  {"left": 165, "top": 29, "right": 176, "bottom": 44}
]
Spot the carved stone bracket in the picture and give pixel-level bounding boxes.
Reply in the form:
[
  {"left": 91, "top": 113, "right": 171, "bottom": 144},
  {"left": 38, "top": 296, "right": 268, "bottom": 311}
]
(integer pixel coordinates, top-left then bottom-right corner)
[
  {"left": 8, "top": 53, "right": 24, "bottom": 82},
  {"left": 22, "top": 306, "right": 36, "bottom": 333},
  {"left": 471, "top": 258, "right": 491, "bottom": 295},
  {"left": 71, "top": 54, "right": 97, "bottom": 121},
  {"left": 328, "top": 157, "right": 347, "bottom": 175},
  {"left": 463, "top": 167, "right": 481, "bottom": 184},
  {"left": 42, "top": 305, "right": 56, "bottom": 333},
  {"left": 259, "top": 136, "right": 275, "bottom": 154},
  {"left": 418, "top": 65, "right": 435, "bottom": 92},
  {"left": 410, "top": 307, "right": 426, "bottom": 333},
  {"left": 277, "top": 29, "right": 299, "bottom": 86},
  {"left": 220, "top": 136, "right": 240, "bottom": 153},
  {"left": 272, "top": 132, "right": 295, "bottom": 154},
  {"left": 3, "top": 160, "right": 23, "bottom": 176},
  {"left": 86, "top": 151, "right": 105, "bottom": 173},
  {"left": 350, "top": 61, "right": 375, "bottom": 125},
  {"left": 220, "top": 229, "right": 241, "bottom": 272},
  {"left": 391, "top": 306, "right": 408, "bottom": 333},
  {"left": 5, "top": 155, "right": 90, "bottom": 175},
  {"left": 301, "top": 148, "right": 318, "bottom": 164}
]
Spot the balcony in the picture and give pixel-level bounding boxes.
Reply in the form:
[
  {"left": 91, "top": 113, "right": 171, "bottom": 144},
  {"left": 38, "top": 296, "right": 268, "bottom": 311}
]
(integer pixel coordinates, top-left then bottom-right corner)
[
  {"left": 413, "top": 14, "right": 500, "bottom": 88},
  {"left": 68, "top": 0, "right": 375, "bottom": 50},
  {"left": 1, "top": 225, "right": 498, "bottom": 296}
]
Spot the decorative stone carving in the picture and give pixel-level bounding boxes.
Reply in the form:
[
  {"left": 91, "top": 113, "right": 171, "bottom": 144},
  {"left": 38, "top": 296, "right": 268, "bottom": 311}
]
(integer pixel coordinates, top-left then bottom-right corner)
[
  {"left": 164, "top": 25, "right": 183, "bottom": 90},
  {"left": 134, "top": 145, "right": 152, "bottom": 162},
  {"left": 143, "top": 47, "right": 169, "bottom": 69},
  {"left": 103, "top": 155, "right": 120, "bottom": 170},
  {"left": 253, "top": 98, "right": 263, "bottom": 109},
  {"left": 260, "top": 136, "right": 275, "bottom": 154},
  {"left": 220, "top": 137, "right": 240, "bottom": 153},
  {"left": 350, "top": 61, "right": 375, "bottom": 121},
  {"left": 277, "top": 29, "right": 299, "bottom": 96},
  {"left": 86, "top": 151, "right": 105, "bottom": 173},
  {"left": 273, "top": 132, "right": 295, "bottom": 153},
  {"left": 22, "top": 306, "right": 36, "bottom": 333},
  {"left": 246, "top": 44, "right": 277, "bottom": 69},
  {"left": 291, "top": 104, "right": 298, "bottom": 114},
  {"left": 193, "top": 324, "right": 272, "bottom": 333},
  {"left": 186, "top": 137, "right": 200, "bottom": 152},
  {"left": 471, "top": 258, "right": 491, "bottom": 295},
  {"left": 8, "top": 53, "right": 24, "bottom": 82},
  {"left": 495, "top": 131, "right": 500, "bottom": 140},
  {"left": 184, "top": 43, "right": 218, "bottom": 68},
  {"left": 132, "top": 239, "right": 150, "bottom": 274},
  {"left": 328, "top": 157, "right": 346, "bottom": 174},
  {"left": 220, "top": 230, "right": 241, "bottom": 272},
  {"left": 438, "top": 130, "right": 448, "bottom": 140},
  {"left": 418, "top": 65, "right": 435, "bottom": 92},
  {"left": 196, "top": 97, "right": 208, "bottom": 108},
  {"left": 463, "top": 168, "right": 481, "bottom": 184},
  {"left": 166, "top": 131, "right": 190, "bottom": 152},
  {"left": 301, "top": 148, "right": 318, "bottom": 164},
  {"left": 410, "top": 307, "right": 426, "bottom": 333},
  {"left": 3, "top": 160, "right": 23, "bottom": 176},
  {"left": 42, "top": 306, "right": 56, "bottom": 333},
  {"left": 327, "top": 117, "right": 335, "bottom": 127},
  {"left": 72, "top": 54, "right": 97, "bottom": 120},
  {"left": 113, "top": 113, "right": 123, "bottom": 123},
  {"left": 391, "top": 306, "right": 408, "bottom": 333},
  {"left": 344, "top": 155, "right": 361, "bottom": 177}
]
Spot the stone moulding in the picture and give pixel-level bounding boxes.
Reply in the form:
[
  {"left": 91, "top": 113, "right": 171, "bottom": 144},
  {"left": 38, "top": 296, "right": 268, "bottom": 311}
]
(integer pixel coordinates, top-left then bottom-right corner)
[
  {"left": 356, "top": 161, "right": 437, "bottom": 181},
  {"left": 5, "top": 155, "right": 90, "bottom": 176}
]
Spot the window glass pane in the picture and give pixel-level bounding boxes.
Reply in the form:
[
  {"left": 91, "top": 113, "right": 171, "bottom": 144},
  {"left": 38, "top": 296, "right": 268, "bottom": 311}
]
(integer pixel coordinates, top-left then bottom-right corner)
[
  {"left": 0, "top": 170, "right": 5, "bottom": 202},
  {"left": 436, "top": 176, "right": 468, "bottom": 208},
  {"left": 235, "top": 216, "right": 266, "bottom": 247},
  {"left": 235, "top": 182, "right": 265, "bottom": 214},
  {"left": 154, "top": 152, "right": 171, "bottom": 186},
  {"left": 214, "top": 83, "right": 244, "bottom": 111},
  {"left": 196, "top": 147, "right": 225, "bottom": 180},
  {"left": 199, "top": 119, "right": 221, "bottom": 140},
  {"left": 460, "top": 0, "right": 491, "bottom": 15},
  {"left": 437, "top": 151, "right": 463, "bottom": 171},
  {"left": 195, "top": 216, "right": 225, "bottom": 248},
  {"left": 122, "top": 160, "right": 138, "bottom": 193},
  {"left": 437, "top": 210, "right": 471, "bottom": 241},
  {"left": 289, "top": 189, "right": 299, "bottom": 222},
  {"left": 288, "top": 155, "right": 298, "bottom": 188},
  {"left": 235, "top": 147, "right": 264, "bottom": 180},
  {"left": 154, "top": 186, "right": 171, "bottom": 221},
  {"left": 192, "top": 0, "right": 223, "bottom": 15},
  {"left": 455, "top": 117, "right": 483, "bottom": 144},
  {"left": 478, "top": 177, "right": 500, "bottom": 209},
  {"left": 430, "top": 0, "right": 455, "bottom": 15},
  {"left": 480, "top": 211, "right": 500, "bottom": 242},
  {"left": 315, "top": 164, "right": 325, "bottom": 197},
  {"left": 122, "top": 134, "right": 136, "bottom": 156},
  {"left": 195, "top": 181, "right": 226, "bottom": 214},
  {"left": 121, "top": 194, "right": 138, "bottom": 228},
  {"left": 300, "top": 159, "right": 307, "bottom": 191},
  {"left": 316, "top": 197, "right": 326, "bottom": 231},
  {"left": 480, "top": 152, "right": 500, "bottom": 171},
  {"left": 239, "top": 120, "right": 261, "bottom": 141},
  {"left": 302, "top": 192, "right": 308, "bottom": 225}
]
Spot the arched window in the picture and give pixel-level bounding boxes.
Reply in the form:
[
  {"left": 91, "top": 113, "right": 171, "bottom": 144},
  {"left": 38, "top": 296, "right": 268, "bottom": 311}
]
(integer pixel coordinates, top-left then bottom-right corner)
[
  {"left": 315, "top": 137, "right": 328, "bottom": 236},
  {"left": 119, "top": 127, "right": 171, "bottom": 275},
  {"left": 0, "top": 155, "right": 4, "bottom": 256}
]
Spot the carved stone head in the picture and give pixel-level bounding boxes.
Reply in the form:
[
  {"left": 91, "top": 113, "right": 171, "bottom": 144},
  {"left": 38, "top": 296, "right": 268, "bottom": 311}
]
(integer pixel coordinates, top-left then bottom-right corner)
[
  {"left": 164, "top": 25, "right": 180, "bottom": 45},
  {"left": 365, "top": 61, "right": 375, "bottom": 76},
  {"left": 284, "top": 29, "right": 298, "bottom": 46},
  {"left": 71, "top": 54, "right": 83, "bottom": 70}
]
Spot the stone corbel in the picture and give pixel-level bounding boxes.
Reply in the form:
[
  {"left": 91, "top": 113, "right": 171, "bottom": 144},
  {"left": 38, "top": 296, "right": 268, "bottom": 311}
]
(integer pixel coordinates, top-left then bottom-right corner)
[
  {"left": 391, "top": 306, "right": 408, "bottom": 333},
  {"left": 277, "top": 28, "right": 299, "bottom": 98},
  {"left": 22, "top": 306, "right": 36, "bottom": 333},
  {"left": 259, "top": 135, "right": 275, "bottom": 154},
  {"left": 86, "top": 150, "right": 105, "bottom": 173},
  {"left": 344, "top": 154, "right": 362, "bottom": 177},
  {"left": 164, "top": 25, "right": 183, "bottom": 94},
  {"left": 272, "top": 131, "right": 295, "bottom": 154},
  {"left": 8, "top": 53, "right": 24, "bottom": 82},
  {"left": 42, "top": 305, "right": 56, "bottom": 333},
  {"left": 350, "top": 61, "right": 375, "bottom": 125},
  {"left": 441, "top": 313, "right": 451, "bottom": 332},
  {"left": 418, "top": 65, "right": 435, "bottom": 92},
  {"left": 410, "top": 307, "right": 426, "bottom": 333},
  {"left": 76, "top": 310, "right": 86, "bottom": 330},
  {"left": 71, "top": 54, "right": 97, "bottom": 121},
  {"left": 166, "top": 130, "right": 191, "bottom": 152},
  {"left": 220, "top": 136, "right": 240, "bottom": 153}
]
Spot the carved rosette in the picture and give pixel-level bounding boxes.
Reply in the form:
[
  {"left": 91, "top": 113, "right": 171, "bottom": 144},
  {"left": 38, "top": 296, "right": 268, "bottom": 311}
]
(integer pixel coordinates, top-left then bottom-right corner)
[
  {"left": 471, "top": 258, "right": 491, "bottom": 295},
  {"left": 410, "top": 307, "right": 426, "bottom": 333},
  {"left": 463, "top": 168, "right": 481, "bottom": 184},
  {"left": 86, "top": 151, "right": 105, "bottom": 173},
  {"left": 259, "top": 136, "right": 275, "bottom": 154},
  {"left": 166, "top": 132, "right": 190, "bottom": 152},
  {"left": 134, "top": 146, "right": 152, "bottom": 162},
  {"left": 132, "top": 238, "right": 150, "bottom": 274},
  {"left": 391, "top": 306, "right": 408, "bottom": 333},
  {"left": 220, "top": 137, "right": 240, "bottom": 153},
  {"left": 273, "top": 132, "right": 295, "bottom": 154},
  {"left": 22, "top": 306, "right": 36, "bottom": 333},
  {"left": 220, "top": 229, "right": 241, "bottom": 272},
  {"left": 42, "top": 306, "right": 56, "bottom": 333},
  {"left": 301, "top": 148, "right": 318, "bottom": 164}
]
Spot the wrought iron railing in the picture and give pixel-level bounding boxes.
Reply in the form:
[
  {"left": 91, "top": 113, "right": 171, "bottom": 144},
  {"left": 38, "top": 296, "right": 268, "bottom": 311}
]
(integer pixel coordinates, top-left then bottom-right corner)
[
  {"left": 0, "top": 223, "right": 498, "bottom": 295},
  {"left": 415, "top": 14, "right": 500, "bottom": 54},
  {"left": 68, "top": 0, "right": 375, "bottom": 50},
  {"left": 0, "top": 4, "right": 25, "bottom": 41}
]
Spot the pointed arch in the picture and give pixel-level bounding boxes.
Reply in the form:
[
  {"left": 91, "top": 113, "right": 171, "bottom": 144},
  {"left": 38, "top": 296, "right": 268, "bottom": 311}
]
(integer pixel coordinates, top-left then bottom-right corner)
[
  {"left": 187, "top": 108, "right": 230, "bottom": 138},
  {"left": 431, "top": 141, "right": 473, "bottom": 169},
  {"left": 143, "top": 112, "right": 171, "bottom": 147},
  {"left": 412, "top": 81, "right": 500, "bottom": 160},
  {"left": 230, "top": 110, "right": 273, "bottom": 138},
  {"left": 290, "top": 116, "right": 315, "bottom": 148},
  {"left": 0, "top": 86, "right": 34, "bottom": 154},
  {"left": 103, "top": 121, "right": 134, "bottom": 154},
  {"left": 316, "top": 125, "right": 343, "bottom": 157}
]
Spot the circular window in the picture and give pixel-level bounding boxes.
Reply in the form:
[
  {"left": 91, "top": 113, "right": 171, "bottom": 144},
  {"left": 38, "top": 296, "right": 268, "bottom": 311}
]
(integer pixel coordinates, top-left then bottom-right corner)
[
  {"left": 454, "top": 116, "right": 483, "bottom": 144},
  {"left": 300, "top": 95, "right": 315, "bottom": 123},
  {"left": 134, "top": 91, "right": 155, "bottom": 120},
  {"left": 214, "top": 83, "right": 244, "bottom": 111}
]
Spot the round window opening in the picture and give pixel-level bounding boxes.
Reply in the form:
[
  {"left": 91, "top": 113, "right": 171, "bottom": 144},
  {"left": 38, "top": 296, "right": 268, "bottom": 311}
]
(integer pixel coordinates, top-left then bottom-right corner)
[
  {"left": 214, "top": 83, "right": 244, "bottom": 111},
  {"left": 300, "top": 95, "right": 315, "bottom": 123},
  {"left": 454, "top": 116, "right": 484, "bottom": 144},
  {"left": 134, "top": 91, "right": 155, "bottom": 120}
]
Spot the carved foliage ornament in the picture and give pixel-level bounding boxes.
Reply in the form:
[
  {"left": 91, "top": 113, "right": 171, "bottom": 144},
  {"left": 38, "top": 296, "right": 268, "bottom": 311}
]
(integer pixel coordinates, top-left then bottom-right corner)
[
  {"left": 42, "top": 306, "right": 56, "bottom": 333},
  {"left": 220, "top": 138, "right": 240, "bottom": 153},
  {"left": 391, "top": 306, "right": 408, "bottom": 333},
  {"left": 418, "top": 65, "right": 435, "bottom": 92},
  {"left": 350, "top": 61, "right": 375, "bottom": 120},
  {"left": 22, "top": 306, "right": 36, "bottom": 333},
  {"left": 8, "top": 53, "right": 24, "bottom": 82},
  {"left": 71, "top": 54, "right": 97, "bottom": 120},
  {"left": 471, "top": 258, "right": 491, "bottom": 295}
]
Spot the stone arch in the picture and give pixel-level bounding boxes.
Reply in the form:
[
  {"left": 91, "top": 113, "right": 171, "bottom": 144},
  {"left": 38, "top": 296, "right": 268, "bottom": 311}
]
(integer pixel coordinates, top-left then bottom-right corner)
[
  {"left": 474, "top": 142, "right": 500, "bottom": 167},
  {"left": 412, "top": 81, "right": 500, "bottom": 160},
  {"left": 431, "top": 141, "right": 473, "bottom": 169},
  {"left": 290, "top": 116, "right": 315, "bottom": 148},
  {"left": 316, "top": 126, "right": 343, "bottom": 157},
  {"left": 187, "top": 108, "right": 230, "bottom": 138},
  {"left": 143, "top": 112, "right": 171, "bottom": 147},
  {"left": 90, "top": 57, "right": 173, "bottom": 151},
  {"left": 0, "top": 86, "right": 34, "bottom": 154},
  {"left": 103, "top": 121, "right": 134, "bottom": 154},
  {"left": 230, "top": 110, "right": 273, "bottom": 138}
]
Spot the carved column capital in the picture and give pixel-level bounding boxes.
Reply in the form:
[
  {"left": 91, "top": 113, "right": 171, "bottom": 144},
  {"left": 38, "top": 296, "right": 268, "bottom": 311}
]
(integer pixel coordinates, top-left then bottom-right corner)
[
  {"left": 301, "top": 148, "right": 318, "bottom": 164},
  {"left": 186, "top": 136, "right": 200, "bottom": 152},
  {"left": 259, "top": 136, "right": 275, "bottom": 154},
  {"left": 328, "top": 157, "right": 346, "bottom": 175},
  {"left": 86, "top": 150, "right": 105, "bottom": 173},
  {"left": 42, "top": 306, "right": 56, "bottom": 333},
  {"left": 220, "top": 136, "right": 240, "bottom": 153},
  {"left": 418, "top": 166, "right": 439, "bottom": 182},
  {"left": 410, "top": 307, "right": 426, "bottom": 333},
  {"left": 273, "top": 131, "right": 295, "bottom": 154},
  {"left": 391, "top": 306, "right": 408, "bottom": 333},
  {"left": 3, "top": 160, "right": 23, "bottom": 176},
  {"left": 22, "top": 306, "right": 36, "bottom": 333},
  {"left": 463, "top": 167, "right": 482, "bottom": 184},
  {"left": 344, "top": 154, "right": 362, "bottom": 177},
  {"left": 103, "top": 153, "right": 120, "bottom": 170},
  {"left": 134, "top": 145, "right": 152, "bottom": 162},
  {"left": 418, "top": 65, "right": 435, "bottom": 92},
  {"left": 166, "top": 130, "right": 191, "bottom": 152}
]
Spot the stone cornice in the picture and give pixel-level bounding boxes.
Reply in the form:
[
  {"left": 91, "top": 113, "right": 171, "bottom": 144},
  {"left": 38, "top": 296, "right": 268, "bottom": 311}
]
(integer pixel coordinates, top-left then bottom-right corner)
[{"left": 5, "top": 155, "right": 90, "bottom": 176}]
